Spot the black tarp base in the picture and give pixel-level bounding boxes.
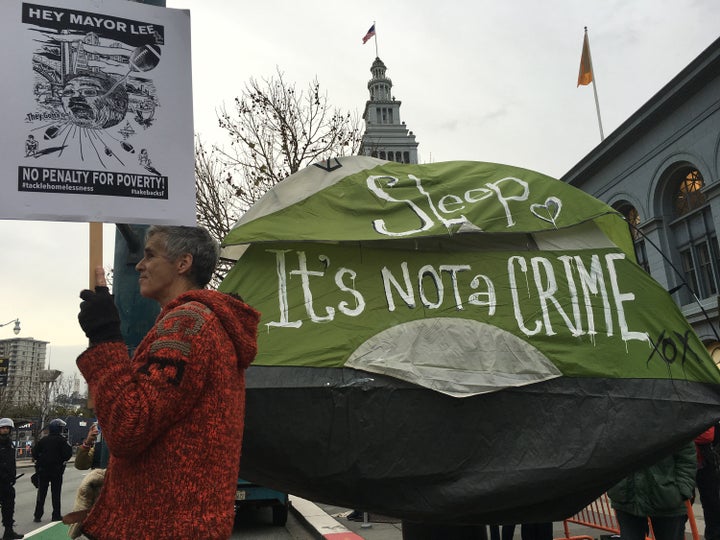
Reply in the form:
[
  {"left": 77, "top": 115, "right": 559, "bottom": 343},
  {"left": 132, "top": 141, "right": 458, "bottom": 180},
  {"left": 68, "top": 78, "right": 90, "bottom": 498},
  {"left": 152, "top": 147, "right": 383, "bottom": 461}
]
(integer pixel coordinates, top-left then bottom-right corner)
[{"left": 238, "top": 366, "right": 720, "bottom": 524}]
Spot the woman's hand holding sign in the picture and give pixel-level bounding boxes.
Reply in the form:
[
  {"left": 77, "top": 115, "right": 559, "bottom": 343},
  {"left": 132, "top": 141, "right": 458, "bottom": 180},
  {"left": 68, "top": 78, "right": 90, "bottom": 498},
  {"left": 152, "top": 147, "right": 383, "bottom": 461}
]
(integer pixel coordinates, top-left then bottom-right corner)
[{"left": 78, "top": 266, "right": 123, "bottom": 346}]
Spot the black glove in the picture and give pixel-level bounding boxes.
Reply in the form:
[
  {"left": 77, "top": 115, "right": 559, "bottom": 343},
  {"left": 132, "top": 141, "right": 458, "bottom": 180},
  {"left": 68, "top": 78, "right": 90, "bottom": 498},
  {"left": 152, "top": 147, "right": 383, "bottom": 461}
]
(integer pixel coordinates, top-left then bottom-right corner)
[{"left": 78, "top": 286, "right": 123, "bottom": 344}]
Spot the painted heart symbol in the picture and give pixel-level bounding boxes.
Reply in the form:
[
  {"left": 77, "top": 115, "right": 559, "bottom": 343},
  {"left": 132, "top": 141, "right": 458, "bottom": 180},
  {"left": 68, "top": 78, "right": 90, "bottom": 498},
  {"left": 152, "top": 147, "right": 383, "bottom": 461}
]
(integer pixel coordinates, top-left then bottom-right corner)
[{"left": 530, "top": 197, "right": 562, "bottom": 225}]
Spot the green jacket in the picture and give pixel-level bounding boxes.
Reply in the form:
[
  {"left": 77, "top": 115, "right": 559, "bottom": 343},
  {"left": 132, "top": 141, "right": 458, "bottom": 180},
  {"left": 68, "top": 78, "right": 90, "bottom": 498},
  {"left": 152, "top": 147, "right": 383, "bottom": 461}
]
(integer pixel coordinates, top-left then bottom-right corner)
[{"left": 608, "top": 441, "right": 696, "bottom": 517}]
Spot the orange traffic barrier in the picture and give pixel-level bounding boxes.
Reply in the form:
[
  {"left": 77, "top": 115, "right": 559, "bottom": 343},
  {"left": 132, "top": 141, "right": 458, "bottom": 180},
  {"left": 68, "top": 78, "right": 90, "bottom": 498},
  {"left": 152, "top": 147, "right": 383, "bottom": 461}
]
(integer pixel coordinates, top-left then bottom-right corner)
[
  {"left": 556, "top": 494, "right": 699, "bottom": 540},
  {"left": 686, "top": 500, "right": 701, "bottom": 540}
]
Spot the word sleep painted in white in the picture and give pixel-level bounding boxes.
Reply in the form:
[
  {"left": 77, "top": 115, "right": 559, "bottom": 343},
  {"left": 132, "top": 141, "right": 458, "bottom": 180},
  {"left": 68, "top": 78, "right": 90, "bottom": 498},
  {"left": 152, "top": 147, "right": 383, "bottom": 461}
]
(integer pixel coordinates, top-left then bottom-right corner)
[
  {"left": 265, "top": 250, "right": 649, "bottom": 344},
  {"left": 367, "top": 174, "right": 534, "bottom": 237}
]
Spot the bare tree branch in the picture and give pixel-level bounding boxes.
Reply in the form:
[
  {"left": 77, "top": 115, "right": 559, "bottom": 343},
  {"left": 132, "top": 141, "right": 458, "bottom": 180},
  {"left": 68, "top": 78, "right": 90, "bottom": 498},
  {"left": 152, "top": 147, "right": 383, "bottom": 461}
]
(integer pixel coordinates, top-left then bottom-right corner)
[{"left": 195, "top": 69, "right": 362, "bottom": 286}]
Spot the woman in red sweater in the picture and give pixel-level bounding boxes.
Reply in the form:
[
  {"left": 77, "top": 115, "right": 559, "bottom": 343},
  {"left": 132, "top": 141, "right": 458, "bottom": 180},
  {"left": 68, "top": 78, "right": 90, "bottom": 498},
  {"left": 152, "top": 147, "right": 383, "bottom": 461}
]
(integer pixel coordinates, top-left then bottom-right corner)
[{"left": 76, "top": 225, "right": 259, "bottom": 539}]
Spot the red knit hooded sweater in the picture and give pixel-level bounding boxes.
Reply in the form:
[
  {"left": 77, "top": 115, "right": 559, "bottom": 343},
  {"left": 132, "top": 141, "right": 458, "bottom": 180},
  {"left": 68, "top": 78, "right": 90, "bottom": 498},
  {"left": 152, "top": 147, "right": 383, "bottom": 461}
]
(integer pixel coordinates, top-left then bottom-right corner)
[{"left": 77, "top": 290, "right": 259, "bottom": 540}]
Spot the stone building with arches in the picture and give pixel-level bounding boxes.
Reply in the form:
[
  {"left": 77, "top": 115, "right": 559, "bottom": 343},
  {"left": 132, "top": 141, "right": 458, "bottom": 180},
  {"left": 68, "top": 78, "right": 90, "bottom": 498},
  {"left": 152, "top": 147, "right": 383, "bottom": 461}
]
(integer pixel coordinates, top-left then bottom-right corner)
[{"left": 562, "top": 36, "right": 720, "bottom": 364}]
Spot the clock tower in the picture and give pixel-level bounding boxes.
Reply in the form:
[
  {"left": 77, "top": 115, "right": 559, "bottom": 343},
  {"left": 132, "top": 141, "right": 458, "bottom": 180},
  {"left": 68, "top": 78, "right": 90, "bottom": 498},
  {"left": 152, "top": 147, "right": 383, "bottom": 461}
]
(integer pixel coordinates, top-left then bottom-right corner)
[{"left": 359, "top": 57, "right": 419, "bottom": 164}]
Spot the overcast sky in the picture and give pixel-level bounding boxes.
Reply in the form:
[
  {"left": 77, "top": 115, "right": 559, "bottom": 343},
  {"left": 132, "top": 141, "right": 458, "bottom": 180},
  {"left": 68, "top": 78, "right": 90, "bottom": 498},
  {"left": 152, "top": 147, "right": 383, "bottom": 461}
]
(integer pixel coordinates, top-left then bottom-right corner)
[{"left": 2, "top": 0, "right": 719, "bottom": 385}]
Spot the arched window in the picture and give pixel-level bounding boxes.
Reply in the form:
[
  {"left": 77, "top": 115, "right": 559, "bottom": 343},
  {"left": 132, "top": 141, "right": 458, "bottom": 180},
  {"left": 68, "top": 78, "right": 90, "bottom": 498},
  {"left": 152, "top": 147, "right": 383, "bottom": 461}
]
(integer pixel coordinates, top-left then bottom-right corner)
[
  {"left": 614, "top": 202, "right": 649, "bottom": 273},
  {"left": 674, "top": 168, "right": 706, "bottom": 216},
  {"left": 619, "top": 204, "right": 641, "bottom": 241},
  {"left": 666, "top": 166, "right": 719, "bottom": 303},
  {"left": 709, "top": 342, "right": 720, "bottom": 370}
]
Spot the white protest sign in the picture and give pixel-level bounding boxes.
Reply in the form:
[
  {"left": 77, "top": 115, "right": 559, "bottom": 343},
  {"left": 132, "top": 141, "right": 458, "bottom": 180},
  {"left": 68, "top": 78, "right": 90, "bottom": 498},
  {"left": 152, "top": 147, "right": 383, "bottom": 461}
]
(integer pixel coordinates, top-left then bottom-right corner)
[{"left": 0, "top": 0, "right": 194, "bottom": 225}]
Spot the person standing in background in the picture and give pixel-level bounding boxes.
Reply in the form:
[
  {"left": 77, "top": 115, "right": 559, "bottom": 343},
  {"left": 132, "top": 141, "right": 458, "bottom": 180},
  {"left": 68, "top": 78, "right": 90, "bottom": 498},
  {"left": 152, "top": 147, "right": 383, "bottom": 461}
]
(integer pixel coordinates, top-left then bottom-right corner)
[
  {"left": 32, "top": 418, "right": 72, "bottom": 523},
  {"left": 74, "top": 423, "right": 107, "bottom": 471},
  {"left": 608, "top": 440, "right": 696, "bottom": 540},
  {"left": 0, "top": 419, "right": 23, "bottom": 539},
  {"left": 695, "top": 425, "right": 720, "bottom": 540}
]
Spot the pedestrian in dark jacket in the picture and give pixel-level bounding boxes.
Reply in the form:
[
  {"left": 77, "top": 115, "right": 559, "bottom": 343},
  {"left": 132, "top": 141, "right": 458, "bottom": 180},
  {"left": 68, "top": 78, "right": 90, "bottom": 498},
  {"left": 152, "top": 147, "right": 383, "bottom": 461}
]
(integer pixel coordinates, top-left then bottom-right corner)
[
  {"left": 32, "top": 418, "right": 72, "bottom": 523},
  {"left": 608, "top": 440, "right": 696, "bottom": 540},
  {"left": 0, "top": 418, "right": 23, "bottom": 539},
  {"left": 695, "top": 425, "right": 720, "bottom": 540}
]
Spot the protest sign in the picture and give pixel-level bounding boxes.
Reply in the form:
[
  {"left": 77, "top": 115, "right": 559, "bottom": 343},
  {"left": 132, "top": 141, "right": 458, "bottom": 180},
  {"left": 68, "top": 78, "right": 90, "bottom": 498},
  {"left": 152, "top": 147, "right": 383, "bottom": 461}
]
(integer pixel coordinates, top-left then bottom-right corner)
[{"left": 0, "top": 0, "right": 193, "bottom": 225}]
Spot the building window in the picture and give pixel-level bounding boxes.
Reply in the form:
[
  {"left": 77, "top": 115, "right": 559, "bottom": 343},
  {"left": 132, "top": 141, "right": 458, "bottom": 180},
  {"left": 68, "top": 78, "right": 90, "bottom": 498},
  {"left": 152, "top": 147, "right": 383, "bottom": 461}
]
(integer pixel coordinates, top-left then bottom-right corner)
[
  {"left": 681, "top": 248, "right": 700, "bottom": 295},
  {"left": 625, "top": 206, "right": 641, "bottom": 241},
  {"left": 709, "top": 342, "right": 720, "bottom": 370},
  {"left": 697, "top": 239, "right": 719, "bottom": 296},
  {"left": 615, "top": 202, "right": 641, "bottom": 239},
  {"left": 667, "top": 166, "right": 718, "bottom": 302},
  {"left": 674, "top": 168, "right": 706, "bottom": 217},
  {"left": 678, "top": 234, "right": 720, "bottom": 300},
  {"left": 614, "top": 202, "right": 649, "bottom": 273}
]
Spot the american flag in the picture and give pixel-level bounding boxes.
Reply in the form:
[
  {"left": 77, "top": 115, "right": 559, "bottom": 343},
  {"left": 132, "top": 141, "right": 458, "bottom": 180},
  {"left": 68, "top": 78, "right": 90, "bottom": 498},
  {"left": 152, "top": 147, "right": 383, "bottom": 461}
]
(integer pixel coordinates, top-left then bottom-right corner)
[{"left": 362, "top": 24, "right": 376, "bottom": 44}]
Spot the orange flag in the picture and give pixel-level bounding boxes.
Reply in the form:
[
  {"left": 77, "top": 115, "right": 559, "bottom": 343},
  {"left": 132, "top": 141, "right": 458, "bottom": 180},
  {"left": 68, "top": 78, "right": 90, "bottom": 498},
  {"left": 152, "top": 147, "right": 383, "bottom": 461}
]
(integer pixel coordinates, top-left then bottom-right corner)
[{"left": 577, "top": 31, "right": 593, "bottom": 86}]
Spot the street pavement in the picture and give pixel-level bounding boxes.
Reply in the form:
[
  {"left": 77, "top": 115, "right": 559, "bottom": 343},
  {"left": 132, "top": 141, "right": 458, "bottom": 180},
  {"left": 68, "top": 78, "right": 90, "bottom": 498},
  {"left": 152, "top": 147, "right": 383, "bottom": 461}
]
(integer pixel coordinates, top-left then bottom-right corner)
[{"left": 303, "top": 500, "right": 402, "bottom": 539}]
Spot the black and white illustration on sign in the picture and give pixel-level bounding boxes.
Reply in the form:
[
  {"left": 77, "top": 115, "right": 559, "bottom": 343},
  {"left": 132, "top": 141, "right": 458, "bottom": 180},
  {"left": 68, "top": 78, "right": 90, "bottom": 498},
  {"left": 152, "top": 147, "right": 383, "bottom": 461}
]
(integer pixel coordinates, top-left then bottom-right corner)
[{"left": 18, "top": 2, "right": 169, "bottom": 200}]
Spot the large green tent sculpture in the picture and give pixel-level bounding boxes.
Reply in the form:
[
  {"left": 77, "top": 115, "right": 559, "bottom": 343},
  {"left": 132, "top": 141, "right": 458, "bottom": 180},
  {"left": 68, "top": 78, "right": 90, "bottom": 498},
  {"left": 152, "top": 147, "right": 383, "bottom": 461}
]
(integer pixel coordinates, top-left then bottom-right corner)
[{"left": 220, "top": 156, "right": 720, "bottom": 524}]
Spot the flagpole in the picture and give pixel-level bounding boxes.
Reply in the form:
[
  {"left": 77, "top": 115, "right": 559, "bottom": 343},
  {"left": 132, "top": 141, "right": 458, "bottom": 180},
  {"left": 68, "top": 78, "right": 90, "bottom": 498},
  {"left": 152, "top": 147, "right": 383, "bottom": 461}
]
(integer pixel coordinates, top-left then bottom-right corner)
[
  {"left": 374, "top": 21, "right": 379, "bottom": 57},
  {"left": 584, "top": 27, "right": 605, "bottom": 141}
]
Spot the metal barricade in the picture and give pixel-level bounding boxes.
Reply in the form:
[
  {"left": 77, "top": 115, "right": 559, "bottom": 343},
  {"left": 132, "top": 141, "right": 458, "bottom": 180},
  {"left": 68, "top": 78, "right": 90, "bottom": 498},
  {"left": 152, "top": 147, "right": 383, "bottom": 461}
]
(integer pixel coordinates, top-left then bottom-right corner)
[{"left": 556, "top": 494, "right": 699, "bottom": 540}]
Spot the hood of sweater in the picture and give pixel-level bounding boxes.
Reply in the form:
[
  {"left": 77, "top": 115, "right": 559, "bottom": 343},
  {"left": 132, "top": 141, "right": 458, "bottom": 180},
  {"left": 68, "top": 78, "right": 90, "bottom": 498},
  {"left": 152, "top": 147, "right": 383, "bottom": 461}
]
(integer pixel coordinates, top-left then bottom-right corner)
[{"left": 162, "top": 289, "right": 260, "bottom": 371}]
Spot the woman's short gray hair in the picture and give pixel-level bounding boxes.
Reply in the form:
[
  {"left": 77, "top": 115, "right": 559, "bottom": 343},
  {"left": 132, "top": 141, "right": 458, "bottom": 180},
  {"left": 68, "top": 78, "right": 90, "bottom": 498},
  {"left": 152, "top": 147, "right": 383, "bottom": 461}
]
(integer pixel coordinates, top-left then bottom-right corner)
[{"left": 146, "top": 225, "right": 219, "bottom": 288}]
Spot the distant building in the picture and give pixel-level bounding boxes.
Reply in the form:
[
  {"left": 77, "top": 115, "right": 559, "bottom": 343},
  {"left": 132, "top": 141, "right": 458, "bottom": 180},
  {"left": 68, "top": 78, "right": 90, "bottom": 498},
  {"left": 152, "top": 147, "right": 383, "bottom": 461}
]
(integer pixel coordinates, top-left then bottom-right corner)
[
  {"left": 562, "top": 36, "right": 720, "bottom": 364},
  {"left": 359, "top": 57, "right": 419, "bottom": 164},
  {"left": 0, "top": 337, "right": 47, "bottom": 407}
]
